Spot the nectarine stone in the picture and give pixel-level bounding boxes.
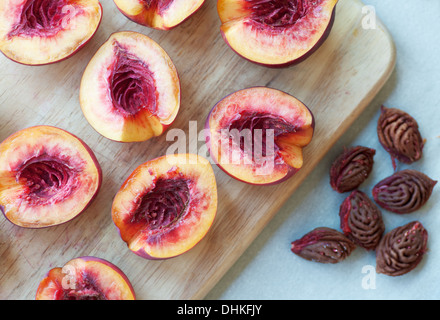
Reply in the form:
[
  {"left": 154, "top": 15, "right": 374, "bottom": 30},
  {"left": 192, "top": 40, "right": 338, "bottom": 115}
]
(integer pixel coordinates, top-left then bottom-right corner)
[
  {"left": 112, "top": 154, "right": 217, "bottom": 260},
  {"left": 0, "top": 126, "right": 102, "bottom": 228},
  {"left": 80, "top": 31, "right": 180, "bottom": 142}
]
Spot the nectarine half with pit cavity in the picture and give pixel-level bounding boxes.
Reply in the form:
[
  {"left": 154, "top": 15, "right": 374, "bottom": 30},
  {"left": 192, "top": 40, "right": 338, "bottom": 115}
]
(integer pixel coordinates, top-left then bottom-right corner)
[
  {"left": 218, "top": 0, "right": 338, "bottom": 67},
  {"left": 0, "top": 126, "right": 102, "bottom": 228},
  {"left": 114, "top": 0, "right": 205, "bottom": 30},
  {"left": 205, "top": 87, "right": 314, "bottom": 185},
  {"left": 80, "top": 31, "right": 180, "bottom": 142},
  {"left": 36, "top": 256, "right": 136, "bottom": 300},
  {"left": 0, "top": 0, "right": 102, "bottom": 65},
  {"left": 112, "top": 154, "right": 217, "bottom": 260}
]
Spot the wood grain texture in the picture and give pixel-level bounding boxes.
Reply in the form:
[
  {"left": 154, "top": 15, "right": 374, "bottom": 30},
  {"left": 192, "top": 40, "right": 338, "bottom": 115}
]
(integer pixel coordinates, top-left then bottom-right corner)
[{"left": 0, "top": 0, "right": 395, "bottom": 299}]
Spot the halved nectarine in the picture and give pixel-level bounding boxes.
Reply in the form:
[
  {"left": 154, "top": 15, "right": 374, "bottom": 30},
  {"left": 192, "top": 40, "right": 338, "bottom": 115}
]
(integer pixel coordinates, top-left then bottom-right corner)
[
  {"left": 0, "top": 126, "right": 102, "bottom": 228},
  {"left": 0, "top": 0, "right": 102, "bottom": 65},
  {"left": 80, "top": 31, "right": 180, "bottom": 142},
  {"left": 218, "top": 0, "right": 338, "bottom": 67},
  {"left": 114, "top": 0, "right": 205, "bottom": 30},
  {"left": 205, "top": 87, "right": 314, "bottom": 185},
  {"left": 36, "top": 256, "right": 135, "bottom": 300},
  {"left": 112, "top": 154, "right": 217, "bottom": 260}
]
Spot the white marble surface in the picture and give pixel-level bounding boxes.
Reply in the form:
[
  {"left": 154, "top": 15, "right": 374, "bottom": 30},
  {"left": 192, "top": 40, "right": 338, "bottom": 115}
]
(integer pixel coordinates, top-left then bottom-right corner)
[{"left": 206, "top": 0, "right": 440, "bottom": 300}]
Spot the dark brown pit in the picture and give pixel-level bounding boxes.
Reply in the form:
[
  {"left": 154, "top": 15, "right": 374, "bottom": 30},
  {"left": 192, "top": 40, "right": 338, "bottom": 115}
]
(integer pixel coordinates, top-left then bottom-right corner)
[
  {"left": 9, "top": 0, "right": 69, "bottom": 37},
  {"left": 133, "top": 178, "right": 190, "bottom": 231},
  {"left": 246, "top": 0, "right": 319, "bottom": 27},
  {"left": 228, "top": 111, "right": 296, "bottom": 161},
  {"left": 110, "top": 43, "right": 157, "bottom": 117},
  {"left": 16, "top": 155, "right": 73, "bottom": 205}
]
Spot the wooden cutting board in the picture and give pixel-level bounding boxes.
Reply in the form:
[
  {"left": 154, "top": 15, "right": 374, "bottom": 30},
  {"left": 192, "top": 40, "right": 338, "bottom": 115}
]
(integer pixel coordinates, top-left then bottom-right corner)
[{"left": 0, "top": 0, "right": 395, "bottom": 299}]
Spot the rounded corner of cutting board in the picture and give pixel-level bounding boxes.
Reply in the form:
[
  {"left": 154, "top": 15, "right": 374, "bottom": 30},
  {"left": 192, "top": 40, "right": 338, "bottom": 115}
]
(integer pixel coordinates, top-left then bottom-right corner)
[{"left": 351, "top": 0, "right": 397, "bottom": 79}]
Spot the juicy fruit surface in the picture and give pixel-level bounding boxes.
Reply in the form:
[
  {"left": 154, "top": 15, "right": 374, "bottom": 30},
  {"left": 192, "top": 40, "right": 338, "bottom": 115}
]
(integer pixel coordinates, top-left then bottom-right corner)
[
  {"left": 80, "top": 31, "right": 180, "bottom": 142},
  {"left": 36, "top": 257, "right": 135, "bottom": 300},
  {"left": 112, "top": 154, "right": 217, "bottom": 259},
  {"left": 110, "top": 43, "right": 157, "bottom": 116},
  {"left": 0, "top": 126, "right": 101, "bottom": 228},
  {"left": 228, "top": 111, "right": 297, "bottom": 163},
  {"left": 0, "top": 0, "right": 102, "bottom": 65},
  {"left": 15, "top": 155, "right": 73, "bottom": 206},
  {"left": 9, "top": 0, "right": 69, "bottom": 37},
  {"left": 131, "top": 178, "right": 190, "bottom": 232},
  {"left": 248, "top": 0, "right": 313, "bottom": 27},
  {"left": 218, "top": 0, "right": 338, "bottom": 66},
  {"left": 114, "top": 0, "right": 205, "bottom": 30},
  {"left": 206, "top": 87, "right": 314, "bottom": 185}
]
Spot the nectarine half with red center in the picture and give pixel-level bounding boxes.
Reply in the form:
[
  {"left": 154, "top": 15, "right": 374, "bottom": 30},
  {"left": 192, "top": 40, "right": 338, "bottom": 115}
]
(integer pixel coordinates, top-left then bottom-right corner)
[
  {"left": 0, "top": 0, "right": 102, "bottom": 65},
  {"left": 114, "top": 0, "right": 205, "bottom": 30},
  {"left": 36, "top": 256, "right": 136, "bottom": 300},
  {"left": 0, "top": 126, "right": 102, "bottom": 228},
  {"left": 205, "top": 87, "right": 314, "bottom": 185},
  {"left": 218, "top": 0, "right": 338, "bottom": 67},
  {"left": 112, "top": 154, "right": 217, "bottom": 260},
  {"left": 80, "top": 31, "right": 180, "bottom": 142}
]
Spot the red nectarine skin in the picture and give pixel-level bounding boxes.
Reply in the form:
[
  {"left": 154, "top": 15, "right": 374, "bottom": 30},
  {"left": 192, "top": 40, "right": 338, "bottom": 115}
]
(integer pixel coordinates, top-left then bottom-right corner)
[
  {"left": 206, "top": 87, "right": 314, "bottom": 185},
  {"left": 114, "top": 0, "right": 205, "bottom": 30},
  {"left": 80, "top": 31, "right": 180, "bottom": 142},
  {"left": 36, "top": 256, "right": 136, "bottom": 300},
  {"left": 112, "top": 154, "right": 217, "bottom": 260},
  {"left": 0, "top": 126, "right": 102, "bottom": 228},
  {"left": 0, "top": 0, "right": 102, "bottom": 65},
  {"left": 218, "top": 0, "right": 338, "bottom": 67}
]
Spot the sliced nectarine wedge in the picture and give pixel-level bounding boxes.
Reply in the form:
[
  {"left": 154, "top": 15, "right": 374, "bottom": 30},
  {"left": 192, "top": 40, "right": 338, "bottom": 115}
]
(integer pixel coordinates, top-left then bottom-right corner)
[
  {"left": 112, "top": 154, "right": 217, "bottom": 260},
  {"left": 80, "top": 31, "right": 180, "bottom": 142},
  {"left": 0, "top": 126, "right": 102, "bottom": 228},
  {"left": 205, "top": 87, "right": 314, "bottom": 185},
  {"left": 0, "top": 0, "right": 102, "bottom": 65},
  {"left": 114, "top": 0, "right": 205, "bottom": 30},
  {"left": 218, "top": 0, "right": 338, "bottom": 67},
  {"left": 36, "top": 256, "right": 135, "bottom": 300}
]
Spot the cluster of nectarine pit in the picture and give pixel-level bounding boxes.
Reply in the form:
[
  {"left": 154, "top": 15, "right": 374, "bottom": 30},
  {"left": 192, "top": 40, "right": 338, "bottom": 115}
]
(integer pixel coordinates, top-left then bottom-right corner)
[
  {"left": 205, "top": 87, "right": 314, "bottom": 185},
  {"left": 36, "top": 256, "right": 136, "bottom": 300},
  {"left": 291, "top": 106, "right": 436, "bottom": 277},
  {"left": 0, "top": 0, "right": 102, "bottom": 65}
]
